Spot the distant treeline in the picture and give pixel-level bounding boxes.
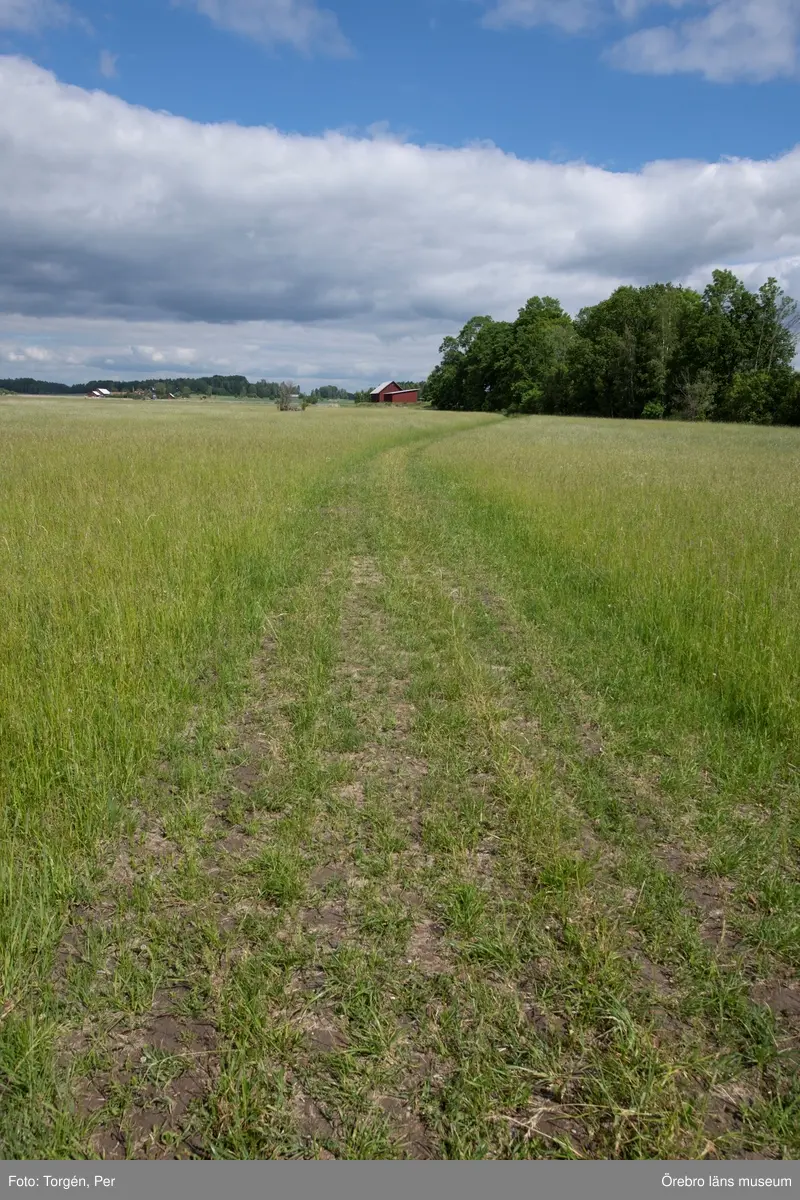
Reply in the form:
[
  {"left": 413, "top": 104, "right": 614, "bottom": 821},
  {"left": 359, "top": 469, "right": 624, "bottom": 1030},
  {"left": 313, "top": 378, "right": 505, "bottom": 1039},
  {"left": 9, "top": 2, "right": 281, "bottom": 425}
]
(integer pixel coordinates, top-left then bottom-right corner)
[
  {"left": 425, "top": 270, "right": 800, "bottom": 425},
  {"left": 0, "top": 378, "right": 77, "bottom": 395},
  {"left": 0, "top": 374, "right": 277, "bottom": 397},
  {"left": 0, "top": 376, "right": 360, "bottom": 400}
]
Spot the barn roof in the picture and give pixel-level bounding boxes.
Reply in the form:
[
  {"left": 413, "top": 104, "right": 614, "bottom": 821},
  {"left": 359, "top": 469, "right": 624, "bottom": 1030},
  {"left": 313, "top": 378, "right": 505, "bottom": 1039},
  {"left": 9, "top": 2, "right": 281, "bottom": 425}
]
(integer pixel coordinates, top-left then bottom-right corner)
[{"left": 371, "top": 381, "right": 396, "bottom": 395}]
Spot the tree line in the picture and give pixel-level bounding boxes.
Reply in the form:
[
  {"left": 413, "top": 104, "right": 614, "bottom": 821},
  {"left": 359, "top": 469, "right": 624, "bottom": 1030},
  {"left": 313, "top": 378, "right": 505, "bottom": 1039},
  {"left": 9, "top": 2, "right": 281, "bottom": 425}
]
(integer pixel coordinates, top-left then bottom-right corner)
[
  {"left": 0, "top": 376, "right": 427, "bottom": 404},
  {"left": 0, "top": 374, "right": 274, "bottom": 397},
  {"left": 0, "top": 376, "right": 360, "bottom": 401},
  {"left": 423, "top": 271, "right": 800, "bottom": 424}
]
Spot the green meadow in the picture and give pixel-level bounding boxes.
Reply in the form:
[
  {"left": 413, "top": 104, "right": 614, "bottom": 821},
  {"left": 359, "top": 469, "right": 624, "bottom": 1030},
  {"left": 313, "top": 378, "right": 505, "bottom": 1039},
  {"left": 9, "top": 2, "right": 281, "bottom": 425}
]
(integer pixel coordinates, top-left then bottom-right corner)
[{"left": 0, "top": 398, "right": 798, "bottom": 1159}]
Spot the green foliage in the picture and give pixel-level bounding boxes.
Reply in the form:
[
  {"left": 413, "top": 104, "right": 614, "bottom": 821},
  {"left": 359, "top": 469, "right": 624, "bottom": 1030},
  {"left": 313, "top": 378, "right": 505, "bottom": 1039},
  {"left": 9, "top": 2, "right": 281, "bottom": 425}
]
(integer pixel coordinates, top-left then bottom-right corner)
[
  {"left": 672, "top": 368, "right": 717, "bottom": 421},
  {"left": 0, "top": 375, "right": 290, "bottom": 401},
  {"left": 0, "top": 377, "right": 73, "bottom": 395},
  {"left": 427, "top": 272, "right": 799, "bottom": 425},
  {"left": 571, "top": 283, "right": 704, "bottom": 419},
  {"left": 309, "top": 385, "right": 354, "bottom": 400},
  {"left": 723, "top": 371, "right": 775, "bottom": 425}
]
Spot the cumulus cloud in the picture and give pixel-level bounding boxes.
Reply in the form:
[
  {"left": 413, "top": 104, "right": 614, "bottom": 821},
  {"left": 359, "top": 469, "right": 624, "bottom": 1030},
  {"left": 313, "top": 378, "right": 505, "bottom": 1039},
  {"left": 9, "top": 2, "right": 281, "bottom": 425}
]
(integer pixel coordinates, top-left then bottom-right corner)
[
  {"left": 0, "top": 314, "right": 447, "bottom": 386},
  {"left": 481, "top": 0, "right": 800, "bottom": 82},
  {"left": 0, "top": 0, "right": 70, "bottom": 32},
  {"left": 176, "top": 0, "right": 352, "bottom": 55},
  {"left": 1, "top": 56, "right": 800, "bottom": 384},
  {"left": 608, "top": 0, "right": 800, "bottom": 82}
]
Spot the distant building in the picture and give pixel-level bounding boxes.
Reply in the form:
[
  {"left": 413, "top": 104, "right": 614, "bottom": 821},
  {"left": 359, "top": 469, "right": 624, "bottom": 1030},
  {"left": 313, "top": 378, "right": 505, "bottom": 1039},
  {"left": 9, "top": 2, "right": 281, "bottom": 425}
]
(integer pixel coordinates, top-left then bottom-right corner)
[
  {"left": 88, "top": 387, "right": 112, "bottom": 397},
  {"left": 370, "top": 381, "right": 419, "bottom": 404}
]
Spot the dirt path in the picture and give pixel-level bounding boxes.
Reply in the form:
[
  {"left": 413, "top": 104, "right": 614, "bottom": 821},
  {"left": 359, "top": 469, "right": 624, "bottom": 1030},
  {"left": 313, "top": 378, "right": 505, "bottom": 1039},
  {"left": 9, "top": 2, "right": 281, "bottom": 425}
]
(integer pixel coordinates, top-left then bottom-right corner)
[{"left": 48, "top": 442, "right": 799, "bottom": 1160}]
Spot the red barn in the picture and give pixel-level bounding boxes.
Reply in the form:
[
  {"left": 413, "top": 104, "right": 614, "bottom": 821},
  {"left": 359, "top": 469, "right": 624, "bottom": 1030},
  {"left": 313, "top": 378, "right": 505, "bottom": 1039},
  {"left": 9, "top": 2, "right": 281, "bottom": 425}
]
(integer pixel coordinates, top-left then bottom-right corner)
[{"left": 370, "top": 380, "right": 419, "bottom": 404}]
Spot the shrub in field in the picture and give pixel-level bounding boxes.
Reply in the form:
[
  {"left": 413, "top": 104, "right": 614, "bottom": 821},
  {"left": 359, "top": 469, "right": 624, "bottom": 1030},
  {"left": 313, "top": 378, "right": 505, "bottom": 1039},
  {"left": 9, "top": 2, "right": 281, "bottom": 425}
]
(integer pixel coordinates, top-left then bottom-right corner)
[{"left": 276, "top": 381, "right": 303, "bottom": 411}]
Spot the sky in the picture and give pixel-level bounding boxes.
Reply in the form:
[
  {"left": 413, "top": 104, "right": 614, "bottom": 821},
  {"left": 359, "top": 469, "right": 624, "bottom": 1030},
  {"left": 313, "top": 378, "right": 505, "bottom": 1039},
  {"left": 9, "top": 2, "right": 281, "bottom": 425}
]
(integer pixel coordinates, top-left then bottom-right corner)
[{"left": 1, "top": 0, "right": 799, "bottom": 388}]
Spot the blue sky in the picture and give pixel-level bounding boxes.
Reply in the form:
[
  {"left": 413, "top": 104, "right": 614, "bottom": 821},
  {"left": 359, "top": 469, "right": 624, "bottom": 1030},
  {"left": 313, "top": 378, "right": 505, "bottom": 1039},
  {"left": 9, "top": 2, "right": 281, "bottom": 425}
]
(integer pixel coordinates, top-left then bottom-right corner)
[
  {"left": 1, "top": 0, "right": 799, "bottom": 386},
  {"left": 8, "top": 0, "right": 800, "bottom": 168}
]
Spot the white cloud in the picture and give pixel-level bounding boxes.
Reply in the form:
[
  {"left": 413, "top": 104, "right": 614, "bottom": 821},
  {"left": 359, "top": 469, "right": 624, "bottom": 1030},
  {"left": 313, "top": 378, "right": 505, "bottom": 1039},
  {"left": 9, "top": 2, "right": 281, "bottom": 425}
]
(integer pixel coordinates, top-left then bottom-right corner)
[
  {"left": 482, "top": 0, "right": 603, "bottom": 33},
  {"left": 612, "top": 0, "right": 694, "bottom": 18},
  {"left": 176, "top": 0, "right": 352, "bottom": 55},
  {"left": 1, "top": 56, "right": 799, "bottom": 386},
  {"left": 0, "top": 0, "right": 70, "bottom": 33},
  {"left": 99, "top": 50, "right": 117, "bottom": 78},
  {"left": 608, "top": 0, "right": 800, "bottom": 82},
  {"left": 481, "top": 0, "right": 800, "bottom": 82},
  {"left": 0, "top": 314, "right": 448, "bottom": 386},
  {"left": 479, "top": 0, "right": 689, "bottom": 34}
]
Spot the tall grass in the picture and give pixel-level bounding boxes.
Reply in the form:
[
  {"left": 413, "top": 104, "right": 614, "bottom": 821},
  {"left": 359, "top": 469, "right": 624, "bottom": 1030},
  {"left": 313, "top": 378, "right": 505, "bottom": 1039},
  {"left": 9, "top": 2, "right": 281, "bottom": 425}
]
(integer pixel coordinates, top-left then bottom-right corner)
[
  {"left": 0, "top": 400, "right": 448, "bottom": 1002},
  {"left": 414, "top": 416, "right": 800, "bottom": 969},
  {"left": 2, "top": 401, "right": 799, "bottom": 1158},
  {"left": 3, "top": 404, "right": 798, "bottom": 996},
  {"left": 421, "top": 417, "right": 800, "bottom": 750}
]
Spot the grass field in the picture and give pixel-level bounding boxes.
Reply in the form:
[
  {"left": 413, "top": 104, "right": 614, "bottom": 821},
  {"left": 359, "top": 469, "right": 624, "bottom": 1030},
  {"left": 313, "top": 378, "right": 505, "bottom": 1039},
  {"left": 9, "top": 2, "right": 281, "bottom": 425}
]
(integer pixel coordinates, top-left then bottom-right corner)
[{"left": 0, "top": 398, "right": 798, "bottom": 1160}]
